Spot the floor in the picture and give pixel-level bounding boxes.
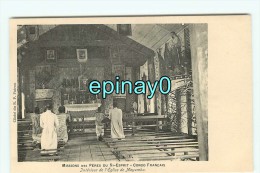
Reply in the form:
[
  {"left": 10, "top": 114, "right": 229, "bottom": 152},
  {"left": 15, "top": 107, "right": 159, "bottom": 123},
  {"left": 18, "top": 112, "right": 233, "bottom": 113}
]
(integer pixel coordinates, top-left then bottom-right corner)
[
  {"left": 60, "top": 135, "right": 118, "bottom": 161},
  {"left": 20, "top": 134, "right": 118, "bottom": 162},
  {"left": 19, "top": 129, "right": 199, "bottom": 162}
]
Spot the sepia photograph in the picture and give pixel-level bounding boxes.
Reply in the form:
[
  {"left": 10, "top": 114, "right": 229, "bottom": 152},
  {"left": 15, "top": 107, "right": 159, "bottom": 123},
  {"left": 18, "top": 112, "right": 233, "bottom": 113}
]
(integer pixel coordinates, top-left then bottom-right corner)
[
  {"left": 9, "top": 16, "right": 252, "bottom": 173},
  {"left": 16, "top": 23, "right": 208, "bottom": 162}
]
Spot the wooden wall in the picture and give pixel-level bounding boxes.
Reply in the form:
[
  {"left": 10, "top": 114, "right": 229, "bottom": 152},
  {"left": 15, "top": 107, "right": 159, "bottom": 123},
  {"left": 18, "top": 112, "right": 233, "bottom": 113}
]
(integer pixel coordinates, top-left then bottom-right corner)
[{"left": 20, "top": 25, "right": 148, "bottom": 115}]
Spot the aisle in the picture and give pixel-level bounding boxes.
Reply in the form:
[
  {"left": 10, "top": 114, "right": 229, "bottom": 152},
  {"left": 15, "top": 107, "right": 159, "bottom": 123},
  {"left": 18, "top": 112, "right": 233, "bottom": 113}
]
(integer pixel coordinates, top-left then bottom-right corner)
[
  {"left": 21, "top": 135, "right": 118, "bottom": 162},
  {"left": 60, "top": 135, "right": 118, "bottom": 161},
  {"left": 20, "top": 131, "right": 198, "bottom": 162}
]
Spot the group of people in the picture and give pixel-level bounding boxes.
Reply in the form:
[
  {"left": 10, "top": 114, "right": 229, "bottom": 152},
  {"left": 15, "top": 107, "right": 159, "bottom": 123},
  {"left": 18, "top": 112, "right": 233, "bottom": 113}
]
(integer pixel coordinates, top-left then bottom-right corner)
[
  {"left": 31, "top": 104, "right": 70, "bottom": 153},
  {"left": 30, "top": 101, "right": 125, "bottom": 154}
]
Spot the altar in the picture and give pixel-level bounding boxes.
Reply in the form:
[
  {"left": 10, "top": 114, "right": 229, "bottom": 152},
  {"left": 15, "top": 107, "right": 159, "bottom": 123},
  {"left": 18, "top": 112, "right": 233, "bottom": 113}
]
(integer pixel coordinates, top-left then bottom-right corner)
[
  {"left": 64, "top": 103, "right": 101, "bottom": 135},
  {"left": 64, "top": 103, "right": 101, "bottom": 113}
]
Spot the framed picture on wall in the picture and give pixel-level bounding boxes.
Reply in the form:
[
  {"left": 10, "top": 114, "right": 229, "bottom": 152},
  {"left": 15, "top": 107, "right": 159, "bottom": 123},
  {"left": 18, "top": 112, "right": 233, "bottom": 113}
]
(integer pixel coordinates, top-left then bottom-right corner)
[
  {"left": 46, "top": 49, "right": 56, "bottom": 63},
  {"left": 76, "top": 49, "right": 88, "bottom": 63}
]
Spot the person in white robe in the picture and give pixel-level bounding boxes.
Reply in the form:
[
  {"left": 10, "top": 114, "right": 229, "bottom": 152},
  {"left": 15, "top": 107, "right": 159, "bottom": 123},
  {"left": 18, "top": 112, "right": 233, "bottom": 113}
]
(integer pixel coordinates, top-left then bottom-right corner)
[
  {"left": 57, "top": 106, "right": 70, "bottom": 143},
  {"left": 109, "top": 102, "right": 125, "bottom": 139},
  {"left": 40, "top": 104, "right": 59, "bottom": 154}
]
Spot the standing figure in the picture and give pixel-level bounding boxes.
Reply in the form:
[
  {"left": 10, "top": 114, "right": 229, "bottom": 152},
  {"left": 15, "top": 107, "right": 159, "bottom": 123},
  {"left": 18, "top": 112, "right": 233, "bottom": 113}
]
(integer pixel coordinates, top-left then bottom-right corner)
[
  {"left": 109, "top": 102, "right": 125, "bottom": 139},
  {"left": 164, "top": 31, "right": 184, "bottom": 75},
  {"left": 40, "top": 104, "right": 59, "bottom": 154},
  {"left": 95, "top": 106, "right": 106, "bottom": 141},
  {"left": 57, "top": 106, "right": 71, "bottom": 143}
]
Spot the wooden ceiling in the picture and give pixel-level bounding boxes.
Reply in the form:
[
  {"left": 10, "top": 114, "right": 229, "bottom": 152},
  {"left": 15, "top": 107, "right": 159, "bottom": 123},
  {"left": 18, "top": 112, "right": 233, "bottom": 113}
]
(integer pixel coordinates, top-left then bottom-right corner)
[
  {"left": 105, "top": 24, "right": 186, "bottom": 50},
  {"left": 17, "top": 25, "right": 57, "bottom": 48},
  {"left": 18, "top": 24, "right": 186, "bottom": 55}
]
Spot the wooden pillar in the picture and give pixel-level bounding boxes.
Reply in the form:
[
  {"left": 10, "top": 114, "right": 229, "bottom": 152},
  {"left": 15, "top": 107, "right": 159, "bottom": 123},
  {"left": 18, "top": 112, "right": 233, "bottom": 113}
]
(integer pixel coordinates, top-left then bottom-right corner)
[
  {"left": 21, "top": 75, "right": 25, "bottom": 119},
  {"left": 175, "top": 89, "right": 181, "bottom": 133},
  {"left": 17, "top": 66, "right": 22, "bottom": 120},
  {"left": 186, "top": 90, "right": 193, "bottom": 135},
  {"left": 189, "top": 24, "right": 208, "bottom": 160}
]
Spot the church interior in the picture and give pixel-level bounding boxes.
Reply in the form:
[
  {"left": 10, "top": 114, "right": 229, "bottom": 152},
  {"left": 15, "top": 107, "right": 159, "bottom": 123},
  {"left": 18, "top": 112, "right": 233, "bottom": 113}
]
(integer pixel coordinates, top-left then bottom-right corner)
[{"left": 17, "top": 23, "right": 208, "bottom": 161}]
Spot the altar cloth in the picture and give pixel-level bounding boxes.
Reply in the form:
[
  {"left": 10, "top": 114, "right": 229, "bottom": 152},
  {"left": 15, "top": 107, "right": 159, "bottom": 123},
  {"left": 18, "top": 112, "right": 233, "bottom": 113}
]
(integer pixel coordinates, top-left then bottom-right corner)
[{"left": 64, "top": 103, "right": 101, "bottom": 112}]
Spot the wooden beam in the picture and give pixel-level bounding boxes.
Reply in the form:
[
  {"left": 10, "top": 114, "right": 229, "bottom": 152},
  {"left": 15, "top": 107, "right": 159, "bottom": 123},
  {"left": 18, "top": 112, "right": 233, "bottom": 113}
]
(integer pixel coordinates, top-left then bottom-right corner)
[
  {"left": 30, "top": 40, "right": 124, "bottom": 48},
  {"left": 124, "top": 148, "right": 199, "bottom": 156},
  {"left": 109, "top": 140, "right": 197, "bottom": 148},
  {"left": 112, "top": 143, "right": 198, "bottom": 152},
  {"left": 175, "top": 89, "right": 182, "bottom": 133},
  {"left": 93, "top": 25, "right": 155, "bottom": 57},
  {"left": 186, "top": 90, "right": 193, "bottom": 135},
  {"left": 135, "top": 154, "right": 199, "bottom": 161}
]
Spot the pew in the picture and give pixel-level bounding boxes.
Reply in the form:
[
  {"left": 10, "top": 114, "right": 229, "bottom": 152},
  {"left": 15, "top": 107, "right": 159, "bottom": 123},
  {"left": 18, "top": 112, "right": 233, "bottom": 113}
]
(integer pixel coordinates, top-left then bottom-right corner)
[
  {"left": 67, "top": 114, "right": 167, "bottom": 137},
  {"left": 104, "top": 115, "right": 167, "bottom": 135},
  {"left": 108, "top": 139, "right": 197, "bottom": 148},
  {"left": 123, "top": 147, "right": 199, "bottom": 161},
  {"left": 134, "top": 154, "right": 199, "bottom": 161},
  {"left": 105, "top": 135, "right": 192, "bottom": 143},
  {"left": 111, "top": 141, "right": 198, "bottom": 160},
  {"left": 103, "top": 129, "right": 198, "bottom": 161},
  {"left": 112, "top": 142, "right": 199, "bottom": 160},
  {"left": 102, "top": 113, "right": 200, "bottom": 161}
]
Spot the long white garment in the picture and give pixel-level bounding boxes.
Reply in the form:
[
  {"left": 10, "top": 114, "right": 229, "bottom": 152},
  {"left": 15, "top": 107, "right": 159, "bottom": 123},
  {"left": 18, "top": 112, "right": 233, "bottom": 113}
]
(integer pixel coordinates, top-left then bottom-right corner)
[
  {"left": 40, "top": 110, "right": 59, "bottom": 150},
  {"left": 109, "top": 108, "right": 125, "bottom": 139}
]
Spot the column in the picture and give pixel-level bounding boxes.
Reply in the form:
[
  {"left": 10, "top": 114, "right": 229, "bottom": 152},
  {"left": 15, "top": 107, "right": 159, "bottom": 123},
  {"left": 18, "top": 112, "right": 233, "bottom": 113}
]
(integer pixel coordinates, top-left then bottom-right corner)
[{"left": 189, "top": 24, "right": 208, "bottom": 160}]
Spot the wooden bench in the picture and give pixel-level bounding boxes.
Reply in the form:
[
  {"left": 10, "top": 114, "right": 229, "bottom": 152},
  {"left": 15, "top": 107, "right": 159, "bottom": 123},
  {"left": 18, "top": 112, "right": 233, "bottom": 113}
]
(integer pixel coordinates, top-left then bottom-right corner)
[
  {"left": 18, "top": 121, "right": 35, "bottom": 160},
  {"left": 67, "top": 114, "right": 167, "bottom": 137},
  {"left": 103, "top": 131, "right": 198, "bottom": 161},
  {"left": 112, "top": 142, "right": 198, "bottom": 160},
  {"left": 105, "top": 135, "right": 192, "bottom": 143},
  {"left": 18, "top": 148, "right": 64, "bottom": 162},
  {"left": 104, "top": 115, "right": 167, "bottom": 135},
  {"left": 108, "top": 139, "right": 197, "bottom": 148},
  {"left": 135, "top": 154, "right": 199, "bottom": 161},
  {"left": 123, "top": 147, "right": 199, "bottom": 161}
]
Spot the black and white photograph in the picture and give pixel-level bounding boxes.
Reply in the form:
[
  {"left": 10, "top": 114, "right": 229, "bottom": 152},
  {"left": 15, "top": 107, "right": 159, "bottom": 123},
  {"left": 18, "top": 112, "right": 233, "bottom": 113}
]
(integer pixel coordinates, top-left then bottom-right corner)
[{"left": 16, "top": 23, "right": 208, "bottom": 162}]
